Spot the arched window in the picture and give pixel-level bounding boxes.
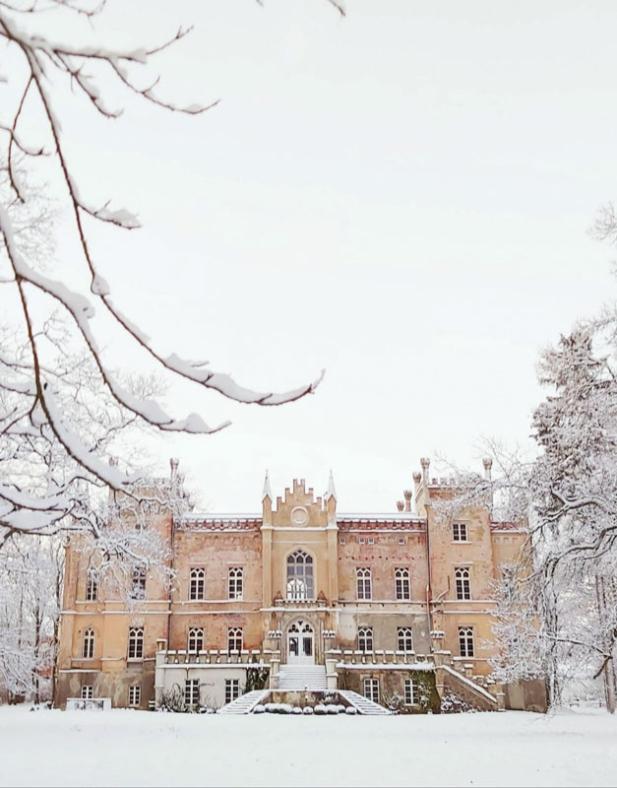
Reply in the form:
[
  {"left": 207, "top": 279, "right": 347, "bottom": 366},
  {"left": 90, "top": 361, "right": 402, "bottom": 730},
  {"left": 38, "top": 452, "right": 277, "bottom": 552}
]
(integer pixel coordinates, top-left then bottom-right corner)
[
  {"left": 189, "top": 567, "right": 206, "bottom": 600},
  {"left": 356, "top": 567, "right": 372, "bottom": 600},
  {"left": 85, "top": 569, "right": 98, "bottom": 602},
  {"left": 187, "top": 627, "right": 204, "bottom": 652},
  {"left": 458, "top": 626, "right": 474, "bottom": 657},
  {"left": 455, "top": 567, "right": 471, "bottom": 600},
  {"left": 358, "top": 626, "right": 373, "bottom": 652},
  {"left": 227, "top": 627, "right": 243, "bottom": 653},
  {"left": 228, "top": 567, "right": 244, "bottom": 600},
  {"left": 128, "top": 626, "right": 144, "bottom": 660},
  {"left": 286, "top": 550, "right": 314, "bottom": 601},
  {"left": 397, "top": 627, "right": 413, "bottom": 652},
  {"left": 395, "top": 568, "right": 410, "bottom": 600},
  {"left": 82, "top": 628, "right": 95, "bottom": 659}
]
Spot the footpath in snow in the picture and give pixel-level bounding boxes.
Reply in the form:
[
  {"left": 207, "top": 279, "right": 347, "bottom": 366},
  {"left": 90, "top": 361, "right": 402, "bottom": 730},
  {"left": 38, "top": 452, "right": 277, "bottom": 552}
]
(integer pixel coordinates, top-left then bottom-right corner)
[{"left": 0, "top": 706, "right": 615, "bottom": 787}]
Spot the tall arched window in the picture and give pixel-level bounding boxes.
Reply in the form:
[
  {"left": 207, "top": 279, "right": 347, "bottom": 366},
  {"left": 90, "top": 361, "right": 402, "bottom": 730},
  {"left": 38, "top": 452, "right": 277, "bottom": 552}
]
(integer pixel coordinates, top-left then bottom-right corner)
[
  {"left": 187, "top": 627, "right": 204, "bottom": 653},
  {"left": 227, "top": 627, "right": 243, "bottom": 653},
  {"left": 286, "top": 550, "right": 314, "bottom": 600},
  {"left": 358, "top": 626, "right": 373, "bottom": 652},
  {"left": 85, "top": 569, "right": 98, "bottom": 602},
  {"left": 82, "top": 628, "right": 95, "bottom": 659},
  {"left": 356, "top": 567, "right": 372, "bottom": 600},
  {"left": 228, "top": 567, "right": 244, "bottom": 600},
  {"left": 189, "top": 567, "right": 206, "bottom": 600},
  {"left": 395, "top": 568, "right": 410, "bottom": 600},
  {"left": 455, "top": 567, "right": 471, "bottom": 600}
]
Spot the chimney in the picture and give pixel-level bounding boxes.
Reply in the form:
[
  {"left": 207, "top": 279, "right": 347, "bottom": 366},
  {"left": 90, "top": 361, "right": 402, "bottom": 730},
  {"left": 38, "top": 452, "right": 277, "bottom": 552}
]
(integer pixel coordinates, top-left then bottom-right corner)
[
  {"left": 403, "top": 489, "right": 412, "bottom": 512},
  {"left": 420, "top": 457, "right": 430, "bottom": 486},
  {"left": 170, "top": 457, "right": 179, "bottom": 482},
  {"left": 396, "top": 500, "right": 405, "bottom": 512},
  {"left": 482, "top": 457, "right": 493, "bottom": 482}
]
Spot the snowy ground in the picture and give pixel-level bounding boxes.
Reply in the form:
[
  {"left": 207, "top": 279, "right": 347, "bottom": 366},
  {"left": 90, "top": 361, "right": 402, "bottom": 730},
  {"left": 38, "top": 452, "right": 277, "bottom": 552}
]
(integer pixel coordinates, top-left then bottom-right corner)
[{"left": 0, "top": 706, "right": 615, "bottom": 787}]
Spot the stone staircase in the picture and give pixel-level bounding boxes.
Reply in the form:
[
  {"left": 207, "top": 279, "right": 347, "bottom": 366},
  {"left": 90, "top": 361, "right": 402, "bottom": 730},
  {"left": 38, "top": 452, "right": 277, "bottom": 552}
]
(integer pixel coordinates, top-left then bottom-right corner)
[
  {"left": 338, "top": 690, "right": 392, "bottom": 715},
  {"left": 277, "top": 664, "right": 328, "bottom": 690},
  {"left": 218, "top": 689, "right": 270, "bottom": 715}
]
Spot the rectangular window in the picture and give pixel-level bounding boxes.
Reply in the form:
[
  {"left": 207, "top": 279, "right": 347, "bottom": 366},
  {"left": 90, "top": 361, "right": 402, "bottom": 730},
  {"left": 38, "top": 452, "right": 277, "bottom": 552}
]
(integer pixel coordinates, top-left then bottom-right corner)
[
  {"left": 128, "top": 686, "right": 141, "bottom": 707},
  {"left": 455, "top": 567, "right": 471, "bottom": 600},
  {"left": 128, "top": 626, "right": 144, "bottom": 660},
  {"left": 452, "top": 522, "right": 468, "bottom": 542},
  {"left": 395, "top": 568, "right": 411, "bottom": 600},
  {"left": 81, "top": 685, "right": 93, "bottom": 700},
  {"left": 185, "top": 678, "right": 200, "bottom": 707},
  {"left": 356, "top": 568, "right": 372, "bottom": 600},
  {"left": 228, "top": 567, "right": 244, "bottom": 600},
  {"left": 225, "top": 679, "right": 241, "bottom": 704},
  {"left": 397, "top": 627, "right": 413, "bottom": 652},
  {"left": 363, "top": 678, "right": 379, "bottom": 703},
  {"left": 187, "top": 627, "right": 204, "bottom": 652},
  {"left": 189, "top": 568, "right": 206, "bottom": 601},
  {"left": 458, "top": 626, "right": 474, "bottom": 658},
  {"left": 404, "top": 678, "right": 417, "bottom": 705}
]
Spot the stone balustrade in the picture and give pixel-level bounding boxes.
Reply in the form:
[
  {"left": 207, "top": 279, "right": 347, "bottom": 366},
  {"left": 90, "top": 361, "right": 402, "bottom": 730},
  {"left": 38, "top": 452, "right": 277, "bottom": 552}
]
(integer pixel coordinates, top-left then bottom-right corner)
[
  {"left": 160, "top": 648, "right": 273, "bottom": 666},
  {"left": 327, "top": 648, "right": 435, "bottom": 667}
]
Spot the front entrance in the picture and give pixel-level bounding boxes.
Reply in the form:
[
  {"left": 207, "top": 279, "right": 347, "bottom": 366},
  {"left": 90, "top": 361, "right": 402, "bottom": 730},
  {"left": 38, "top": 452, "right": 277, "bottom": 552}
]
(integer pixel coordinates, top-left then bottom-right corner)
[{"left": 287, "top": 620, "right": 315, "bottom": 664}]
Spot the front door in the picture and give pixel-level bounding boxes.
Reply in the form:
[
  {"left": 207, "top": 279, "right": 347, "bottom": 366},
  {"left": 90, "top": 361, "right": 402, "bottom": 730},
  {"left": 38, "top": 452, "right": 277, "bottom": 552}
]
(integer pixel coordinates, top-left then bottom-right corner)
[{"left": 287, "top": 620, "right": 315, "bottom": 664}]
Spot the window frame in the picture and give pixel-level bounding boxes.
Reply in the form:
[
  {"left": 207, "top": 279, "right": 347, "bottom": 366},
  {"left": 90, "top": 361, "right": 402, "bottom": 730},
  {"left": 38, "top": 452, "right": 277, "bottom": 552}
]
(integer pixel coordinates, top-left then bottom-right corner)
[
  {"left": 227, "top": 626, "right": 243, "bottom": 653},
  {"left": 363, "top": 677, "right": 380, "bottom": 703},
  {"left": 452, "top": 522, "right": 469, "bottom": 542},
  {"left": 358, "top": 626, "right": 374, "bottom": 653},
  {"left": 455, "top": 566, "right": 471, "bottom": 600},
  {"left": 395, "top": 567, "right": 411, "bottom": 600},
  {"left": 228, "top": 567, "right": 244, "bottom": 601},
  {"left": 185, "top": 678, "right": 200, "bottom": 707},
  {"left": 187, "top": 627, "right": 204, "bottom": 653},
  {"left": 81, "top": 685, "right": 93, "bottom": 700},
  {"left": 130, "top": 565, "right": 146, "bottom": 600},
  {"left": 128, "top": 626, "right": 144, "bottom": 660},
  {"left": 82, "top": 628, "right": 95, "bottom": 659},
  {"left": 397, "top": 626, "right": 413, "bottom": 653},
  {"left": 225, "top": 678, "right": 241, "bottom": 704},
  {"left": 286, "top": 550, "right": 315, "bottom": 601},
  {"left": 189, "top": 567, "right": 206, "bottom": 601},
  {"left": 356, "top": 567, "right": 372, "bottom": 601},
  {"left": 458, "top": 626, "right": 475, "bottom": 658},
  {"left": 128, "top": 685, "right": 141, "bottom": 707},
  {"left": 404, "top": 678, "right": 417, "bottom": 706},
  {"left": 85, "top": 569, "right": 98, "bottom": 602}
]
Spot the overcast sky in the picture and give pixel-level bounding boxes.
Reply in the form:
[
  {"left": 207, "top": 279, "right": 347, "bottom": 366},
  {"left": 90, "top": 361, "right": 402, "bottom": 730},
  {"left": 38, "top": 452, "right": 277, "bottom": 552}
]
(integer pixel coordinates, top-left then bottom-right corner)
[{"left": 12, "top": 0, "right": 617, "bottom": 512}]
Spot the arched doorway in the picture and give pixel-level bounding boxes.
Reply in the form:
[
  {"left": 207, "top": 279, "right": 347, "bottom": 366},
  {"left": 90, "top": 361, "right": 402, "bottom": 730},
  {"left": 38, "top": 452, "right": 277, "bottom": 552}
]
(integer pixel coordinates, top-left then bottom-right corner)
[{"left": 287, "top": 620, "right": 314, "bottom": 664}]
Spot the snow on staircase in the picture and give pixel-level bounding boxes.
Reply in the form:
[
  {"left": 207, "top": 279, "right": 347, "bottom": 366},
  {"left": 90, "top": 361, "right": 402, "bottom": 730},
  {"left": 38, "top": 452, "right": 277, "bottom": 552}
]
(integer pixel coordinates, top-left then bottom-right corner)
[
  {"left": 277, "top": 664, "right": 328, "bottom": 691},
  {"left": 338, "top": 690, "right": 392, "bottom": 715},
  {"left": 218, "top": 690, "right": 270, "bottom": 715}
]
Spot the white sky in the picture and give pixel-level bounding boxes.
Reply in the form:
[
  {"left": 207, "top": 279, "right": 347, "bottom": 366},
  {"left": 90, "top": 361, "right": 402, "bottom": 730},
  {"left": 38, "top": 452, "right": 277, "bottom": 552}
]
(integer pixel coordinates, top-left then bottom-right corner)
[{"left": 7, "top": 0, "right": 617, "bottom": 511}]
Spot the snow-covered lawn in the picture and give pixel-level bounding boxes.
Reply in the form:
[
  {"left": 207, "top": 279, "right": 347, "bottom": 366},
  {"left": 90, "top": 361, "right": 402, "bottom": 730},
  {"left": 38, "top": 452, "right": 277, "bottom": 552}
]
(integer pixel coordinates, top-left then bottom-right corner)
[{"left": 0, "top": 706, "right": 615, "bottom": 787}]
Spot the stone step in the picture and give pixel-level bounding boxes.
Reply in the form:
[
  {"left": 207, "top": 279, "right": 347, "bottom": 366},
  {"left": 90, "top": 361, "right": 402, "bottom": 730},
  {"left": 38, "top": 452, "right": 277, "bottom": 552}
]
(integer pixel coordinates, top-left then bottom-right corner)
[
  {"left": 278, "top": 664, "right": 328, "bottom": 690},
  {"left": 338, "top": 690, "right": 391, "bottom": 715},
  {"left": 218, "top": 689, "right": 270, "bottom": 715}
]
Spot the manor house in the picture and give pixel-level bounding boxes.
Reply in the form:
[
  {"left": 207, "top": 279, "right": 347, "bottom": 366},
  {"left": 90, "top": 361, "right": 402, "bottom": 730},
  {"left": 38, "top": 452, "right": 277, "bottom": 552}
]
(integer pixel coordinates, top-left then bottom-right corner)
[{"left": 54, "top": 459, "right": 546, "bottom": 713}]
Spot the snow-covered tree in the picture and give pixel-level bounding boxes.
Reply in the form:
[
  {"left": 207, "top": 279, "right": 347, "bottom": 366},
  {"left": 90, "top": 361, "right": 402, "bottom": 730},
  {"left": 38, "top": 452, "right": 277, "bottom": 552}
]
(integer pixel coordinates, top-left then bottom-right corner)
[{"left": 0, "top": 1, "right": 335, "bottom": 545}]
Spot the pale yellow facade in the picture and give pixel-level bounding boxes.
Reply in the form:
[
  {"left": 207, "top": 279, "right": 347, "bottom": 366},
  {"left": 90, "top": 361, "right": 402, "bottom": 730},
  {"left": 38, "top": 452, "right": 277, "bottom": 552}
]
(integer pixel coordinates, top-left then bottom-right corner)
[{"left": 55, "top": 459, "right": 545, "bottom": 713}]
